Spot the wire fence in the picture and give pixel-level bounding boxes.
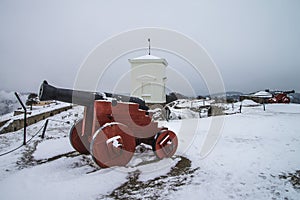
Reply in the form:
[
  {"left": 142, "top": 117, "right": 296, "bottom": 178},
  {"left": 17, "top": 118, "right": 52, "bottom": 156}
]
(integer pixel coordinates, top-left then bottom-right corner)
[
  {"left": 0, "top": 118, "right": 71, "bottom": 157},
  {"left": 0, "top": 120, "right": 47, "bottom": 157}
]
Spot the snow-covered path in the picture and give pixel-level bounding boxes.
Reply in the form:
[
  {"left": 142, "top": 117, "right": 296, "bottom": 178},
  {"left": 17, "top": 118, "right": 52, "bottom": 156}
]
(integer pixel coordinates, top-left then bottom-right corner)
[{"left": 0, "top": 104, "right": 299, "bottom": 200}]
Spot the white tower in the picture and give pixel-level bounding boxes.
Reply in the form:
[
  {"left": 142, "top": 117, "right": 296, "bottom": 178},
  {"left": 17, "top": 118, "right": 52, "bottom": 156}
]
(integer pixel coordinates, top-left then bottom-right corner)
[{"left": 129, "top": 53, "right": 168, "bottom": 104}]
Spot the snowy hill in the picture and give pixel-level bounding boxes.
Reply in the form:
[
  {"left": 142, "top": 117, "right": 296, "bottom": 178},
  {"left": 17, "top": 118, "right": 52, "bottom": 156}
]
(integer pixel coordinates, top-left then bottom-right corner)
[
  {"left": 207, "top": 91, "right": 244, "bottom": 102},
  {"left": 0, "top": 90, "right": 27, "bottom": 115},
  {"left": 208, "top": 91, "right": 244, "bottom": 97},
  {"left": 0, "top": 104, "right": 299, "bottom": 199}
]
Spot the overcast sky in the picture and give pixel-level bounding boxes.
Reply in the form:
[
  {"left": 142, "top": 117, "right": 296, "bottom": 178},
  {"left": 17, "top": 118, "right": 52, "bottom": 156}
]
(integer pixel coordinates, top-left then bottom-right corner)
[{"left": 1, "top": 0, "right": 299, "bottom": 96}]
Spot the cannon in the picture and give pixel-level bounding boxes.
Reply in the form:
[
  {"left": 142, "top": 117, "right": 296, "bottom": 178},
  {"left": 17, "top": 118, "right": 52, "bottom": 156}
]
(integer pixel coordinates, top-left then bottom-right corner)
[
  {"left": 268, "top": 90, "right": 295, "bottom": 104},
  {"left": 39, "top": 81, "right": 178, "bottom": 168}
]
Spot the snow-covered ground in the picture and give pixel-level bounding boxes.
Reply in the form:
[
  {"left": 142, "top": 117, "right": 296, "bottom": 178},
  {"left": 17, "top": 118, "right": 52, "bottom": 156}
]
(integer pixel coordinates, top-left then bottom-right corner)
[{"left": 0, "top": 103, "right": 299, "bottom": 200}]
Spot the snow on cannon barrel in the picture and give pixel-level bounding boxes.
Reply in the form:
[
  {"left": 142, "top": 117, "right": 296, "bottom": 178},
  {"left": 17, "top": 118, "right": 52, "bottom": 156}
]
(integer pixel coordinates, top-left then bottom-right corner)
[{"left": 38, "top": 80, "right": 178, "bottom": 168}]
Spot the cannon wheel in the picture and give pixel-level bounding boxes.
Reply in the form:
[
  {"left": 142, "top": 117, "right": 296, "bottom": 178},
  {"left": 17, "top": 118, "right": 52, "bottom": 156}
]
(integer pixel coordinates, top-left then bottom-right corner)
[
  {"left": 282, "top": 96, "right": 290, "bottom": 103},
  {"left": 69, "top": 119, "right": 90, "bottom": 155},
  {"left": 152, "top": 130, "right": 178, "bottom": 159},
  {"left": 90, "top": 122, "right": 136, "bottom": 168}
]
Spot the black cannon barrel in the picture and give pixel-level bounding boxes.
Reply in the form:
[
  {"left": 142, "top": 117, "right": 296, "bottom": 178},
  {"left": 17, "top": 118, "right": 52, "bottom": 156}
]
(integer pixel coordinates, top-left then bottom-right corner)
[
  {"left": 39, "top": 80, "right": 148, "bottom": 110},
  {"left": 283, "top": 90, "right": 295, "bottom": 94},
  {"left": 39, "top": 80, "right": 104, "bottom": 106},
  {"left": 271, "top": 90, "right": 295, "bottom": 95},
  {"left": 104, "top": 92, "right": 148, "bottom": 110}
]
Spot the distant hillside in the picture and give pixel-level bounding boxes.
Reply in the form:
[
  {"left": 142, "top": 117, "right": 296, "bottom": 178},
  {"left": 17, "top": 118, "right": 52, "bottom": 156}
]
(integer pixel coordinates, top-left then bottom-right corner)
[
  {"left": 0, "top": 91, "right": 27, "bottom": 115},
  {"left": 206, "top": 91, "right": 300, "bottom": 104},
  {"left": 205, "top": 91, "right": 244, "bottom": 102},
  {"left": 207, "top": 91, "right": 243, "bottom": 97}
]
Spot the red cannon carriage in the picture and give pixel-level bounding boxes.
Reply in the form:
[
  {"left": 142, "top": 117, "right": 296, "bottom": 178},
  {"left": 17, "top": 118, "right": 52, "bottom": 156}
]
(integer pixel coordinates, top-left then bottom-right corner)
[
  {"left": 39, "top": 81, "right": 178, "bottom": 168},
  {"left": 267, "top": 90, "right": 295, "bottom": 104}
]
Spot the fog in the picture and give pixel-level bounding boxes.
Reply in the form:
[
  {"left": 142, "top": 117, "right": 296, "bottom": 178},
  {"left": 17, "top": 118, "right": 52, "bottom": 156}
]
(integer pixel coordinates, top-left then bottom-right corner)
[{"left": 1, "top": 0, "right": 299, "bottom": 96}]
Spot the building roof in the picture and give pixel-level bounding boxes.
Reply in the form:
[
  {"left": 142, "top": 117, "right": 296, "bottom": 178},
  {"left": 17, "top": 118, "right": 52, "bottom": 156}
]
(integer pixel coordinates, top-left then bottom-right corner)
[
  {"left": 132, "top": 55, "right": 161, "bottom": 60},
  {"left": 128, "top": 54, "right": 168, "bottom": 66},
  {"left": 253, "top": 91, "right": 272, "bottom": 98}
]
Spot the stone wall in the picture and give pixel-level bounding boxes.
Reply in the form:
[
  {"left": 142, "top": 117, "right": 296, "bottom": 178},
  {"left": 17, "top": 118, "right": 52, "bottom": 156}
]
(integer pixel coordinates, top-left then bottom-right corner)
[{"left": 0, "top": 105, "right": 72, "bottom": 134}]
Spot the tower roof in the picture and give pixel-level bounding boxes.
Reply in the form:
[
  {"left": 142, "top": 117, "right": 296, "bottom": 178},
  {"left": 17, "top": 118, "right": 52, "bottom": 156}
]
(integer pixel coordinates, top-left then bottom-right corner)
[{"left": 129, "top": 54, "right": 168, "bottom": 66}]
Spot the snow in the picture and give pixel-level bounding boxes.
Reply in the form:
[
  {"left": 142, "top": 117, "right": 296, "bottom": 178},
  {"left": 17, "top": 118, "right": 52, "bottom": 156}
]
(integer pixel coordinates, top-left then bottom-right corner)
[
  {"left": 167, "top": 99, "right": 214, "bottom": 109},
  {"left": 129, "top": 54, "right": 168, "bottom": 65},
  {"left": 33, "top": 138, "right": 74, "bottom": 160},
  {"left": 0, "top": 159, "right": 128, "bottom": 200},
  {"left": 1, "top": 101, "right": 71, "bottom": 122},
  {"left": 241, "top": 99, "right": 260, "bottom": 106},
  {"left": 131, "top": 54, "right": 163, "bottom": 60},
  {"left": 0, "top": 101, "right": 72, "bottom": 133},
  {"left": 0, "top": 103, "right": 300, "bottom": 199},
  {"left": 168, "top": 107, "right": 200, "bottom": 119},
  {"left": 253, "top": 91, "right": 273, "bottom": 98},
  {"left": 166, "top": 99, "right": 214, "bottom": 120},
  {"left": 0, "top": 112, "right": 14, "bottom": 123}
]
